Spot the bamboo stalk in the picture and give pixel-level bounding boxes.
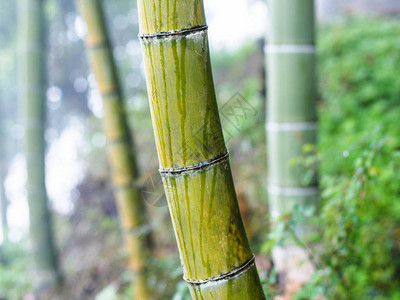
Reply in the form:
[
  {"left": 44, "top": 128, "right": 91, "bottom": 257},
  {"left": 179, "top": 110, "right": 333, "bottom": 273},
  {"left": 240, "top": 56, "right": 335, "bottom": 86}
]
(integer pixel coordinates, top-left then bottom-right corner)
[
  {"left": 267, "top": 0, "right": 319, "bottom": 233},
  {"left": 137, "top": 1, "right": 265, "bottom": 298},
  {"left": 75, "top": 1, "right": 151, "bottom": 298},
  {"left": 18, "top": 0, "right": 62, "bottom": 289}
]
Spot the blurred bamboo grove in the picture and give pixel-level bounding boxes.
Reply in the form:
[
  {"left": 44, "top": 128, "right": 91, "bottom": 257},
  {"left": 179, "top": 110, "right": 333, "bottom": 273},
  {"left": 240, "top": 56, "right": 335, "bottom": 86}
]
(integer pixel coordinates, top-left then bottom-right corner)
[{"left": 1, "top": 0, "right": 400, "bottom": 299}]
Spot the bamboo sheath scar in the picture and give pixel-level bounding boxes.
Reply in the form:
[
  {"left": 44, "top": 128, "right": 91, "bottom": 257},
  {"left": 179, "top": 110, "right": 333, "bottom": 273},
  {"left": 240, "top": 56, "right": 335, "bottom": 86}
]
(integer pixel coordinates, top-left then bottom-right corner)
[
  {"left": 267, "top": 0, "right": 319, "bottom": 225},
  {"left": 76, "top": 1, "right": 151, "bottom": 299},
  {"left": 137, "top": 0, "right": 265, "bottom": 298}
]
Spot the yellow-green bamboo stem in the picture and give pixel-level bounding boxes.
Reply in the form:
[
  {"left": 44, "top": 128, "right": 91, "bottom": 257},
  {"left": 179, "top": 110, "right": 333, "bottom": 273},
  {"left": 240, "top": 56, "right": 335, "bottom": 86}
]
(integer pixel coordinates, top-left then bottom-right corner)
[
  {"left": 18, "top": 0, "right": 62, "bottom": 289},
  {"left": 137, "top": 1, "right": 265, "bottom": 298},
  {"left": 75, "top": 0, "right": 151, "bottom": 298},
  {"left": 267, "top": 0, "right": 319, "bottom": 233}
]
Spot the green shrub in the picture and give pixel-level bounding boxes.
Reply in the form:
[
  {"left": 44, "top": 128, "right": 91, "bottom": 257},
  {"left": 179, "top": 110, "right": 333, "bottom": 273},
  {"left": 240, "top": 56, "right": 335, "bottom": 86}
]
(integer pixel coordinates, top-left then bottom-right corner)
[
  {"left": 0, "top": 242, "right": 32, "bottom": 300},
  {"left": 315, "top": 17, "right": 400, "bottom": 299}
]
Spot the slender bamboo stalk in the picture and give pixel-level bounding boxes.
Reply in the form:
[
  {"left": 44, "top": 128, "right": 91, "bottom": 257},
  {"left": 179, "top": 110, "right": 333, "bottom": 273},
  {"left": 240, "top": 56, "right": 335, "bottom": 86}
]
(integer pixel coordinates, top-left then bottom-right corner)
[
  {"left": 18, "top": 0, "right": 62, "bottom": 289},
  {"left": 75, "top": 1, "right": 151, "bottom": 298},
  {"left": 266, "top": 0, "right": 319, "bottom": 274},
  {"left": 137, "top": 1, "right": 265, "bottom": 298}
]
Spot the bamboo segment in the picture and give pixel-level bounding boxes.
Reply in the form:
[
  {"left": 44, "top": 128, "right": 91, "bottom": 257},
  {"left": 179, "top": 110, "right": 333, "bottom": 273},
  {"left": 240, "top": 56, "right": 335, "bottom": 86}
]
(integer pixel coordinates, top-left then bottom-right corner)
[
  {"left": 137, "top": 0, "right": 206, "bottom": 34},
  {"left": 163, "top": 160, "right": 251, "bottom": 280},
  {"left": 140, "top": 33, "right": 226, "bottom": 170},
  {"left": 267, "top": 53, "right": 316, "bottom": 123},
  {"left": 76, "top": 0, "right": 151, "bottom": 298},
  {"left": 268, "top": 0, "right": 315, "bottom": 44},
  {"left": 268, "top": 129, "right": 316, "bottom": 187},
  {"left": 267, "top": 0, "right": 318, "bottom": 228},
  {"left": 18, "top": 0, "right": 61, "bottom": 288},
  {"left": 138, "top": 1, "right": 265, "bottom": 298}
]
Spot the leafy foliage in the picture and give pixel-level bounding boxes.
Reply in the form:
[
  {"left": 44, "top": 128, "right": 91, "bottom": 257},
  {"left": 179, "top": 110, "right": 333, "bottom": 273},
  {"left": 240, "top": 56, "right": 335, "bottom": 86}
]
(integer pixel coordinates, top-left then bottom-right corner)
[
  {"left": 0, "top": 242, "right": 32, "bottom": 300},
  {"left": 315, "top": 17, "right": 400, "bottom": 299}
]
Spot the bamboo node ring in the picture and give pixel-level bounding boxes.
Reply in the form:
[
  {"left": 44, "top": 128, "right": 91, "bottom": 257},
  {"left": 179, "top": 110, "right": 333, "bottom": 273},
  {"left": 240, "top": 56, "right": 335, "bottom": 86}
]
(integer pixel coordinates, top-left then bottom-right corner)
[
  {"left": 183, "top": 254, "right": 256, "bottom": 285},
  {"left": 138, "top": 25, "right": 208, "bottom": 39},
  {"left": 159, "top": 152, "right": 229, "bottom": 176}
]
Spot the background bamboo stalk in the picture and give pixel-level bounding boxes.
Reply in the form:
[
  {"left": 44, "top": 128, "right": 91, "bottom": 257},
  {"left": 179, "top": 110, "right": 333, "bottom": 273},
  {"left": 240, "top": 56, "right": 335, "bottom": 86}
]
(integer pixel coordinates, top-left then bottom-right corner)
[
  {"left": 267, "top": 0, "right": 319, "bottom": 235},
  {"left": 266, "top": 0, "right": 319, "bottom": 285},
  {"left": 18, "top": 0, "right": 62, "bottom": 289},
  {"left": 137, "top": 0, "right": 265, "bottom": 298},
  {"left": 75, "top": 0, "right": 151, "bottom": 298}
]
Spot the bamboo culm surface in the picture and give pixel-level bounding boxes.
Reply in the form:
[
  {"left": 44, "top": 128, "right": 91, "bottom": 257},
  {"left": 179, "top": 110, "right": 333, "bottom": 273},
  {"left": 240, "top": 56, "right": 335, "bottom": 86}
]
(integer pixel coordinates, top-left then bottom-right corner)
[
  {"left": 18, "top": 0, "right": 62, "bottom": 289},
  {"left": 76, "top": 0, "right": 151, "bottom": 299},
  {"left": 267, "top": 0, "right": 319, "bottom": 237},
  {"left": 137, "top": 0, "right": 265, "bottom": 298}
]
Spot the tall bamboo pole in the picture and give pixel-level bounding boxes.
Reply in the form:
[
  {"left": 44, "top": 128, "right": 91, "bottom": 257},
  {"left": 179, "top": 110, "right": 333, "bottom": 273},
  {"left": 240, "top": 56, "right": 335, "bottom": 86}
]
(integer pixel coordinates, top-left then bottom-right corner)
[
  {"left": 137, "top": 1, "right": 265, "bottom": 298},
  {"left": 75, "top": 1, "right": 151, "bottom": 298},
  {"left": 266, "top": 0, "right": 319, "bottom": 277},
  {"left": 18, "top": 0, "right": 62, "bottom": 289}
]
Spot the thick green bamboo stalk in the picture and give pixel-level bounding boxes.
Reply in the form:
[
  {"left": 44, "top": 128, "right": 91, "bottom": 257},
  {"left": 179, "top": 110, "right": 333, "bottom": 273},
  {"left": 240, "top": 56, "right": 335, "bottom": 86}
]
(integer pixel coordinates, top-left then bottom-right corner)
[
  {"left": 18, "top": 0, "right": 61, "bottom": 289},
  {"left": 75, "top": 1, "right": 151, "bottom": 298},
  {"left": 267, "top": 0, "right": 319, "bottom": 235},
  {"left": 137, "top": 1, "right": 265, "bottom": 298}
]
